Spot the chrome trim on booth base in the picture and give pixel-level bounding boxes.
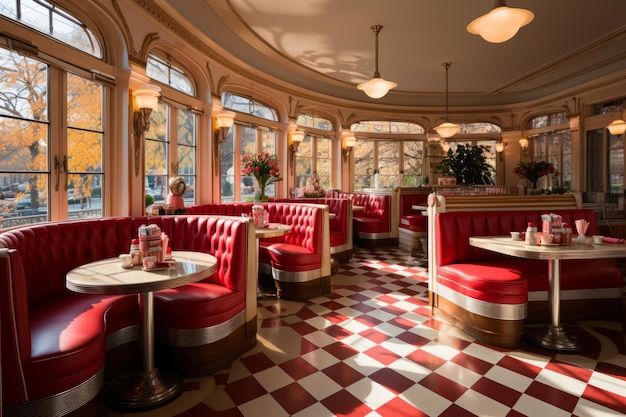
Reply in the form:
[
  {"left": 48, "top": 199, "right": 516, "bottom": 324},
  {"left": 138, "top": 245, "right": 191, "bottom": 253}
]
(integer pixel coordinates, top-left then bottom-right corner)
[{"left": 156, "top": 311, "right": 246, "bottom": 347}]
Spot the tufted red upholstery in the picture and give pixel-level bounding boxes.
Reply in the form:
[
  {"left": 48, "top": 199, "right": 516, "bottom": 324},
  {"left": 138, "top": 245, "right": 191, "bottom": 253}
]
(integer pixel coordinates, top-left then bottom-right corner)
[
  {"left": 434, "top": 209, "right": 623, "bottom": 347},
  {"left": 273, "top": 197, "right": 352, "bottom": 259},
  {"left": 185, "top": 202, "right": 332, "bottom": 300},
  {"left": 338, "top": 192, "right": 395, "bottom": 247},
  {"left": 349, "top": 193, "right": 391, "bottom": 233},
  {"left": 185, "top": 203, "right": 252, "bottom": 216},
  {"left": 0, "top": 215, "right": 253, "bottom": 414}
]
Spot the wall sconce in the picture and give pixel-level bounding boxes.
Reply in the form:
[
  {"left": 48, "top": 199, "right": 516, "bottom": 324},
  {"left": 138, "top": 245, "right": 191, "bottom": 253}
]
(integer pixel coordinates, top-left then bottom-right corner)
[
  {"left": 518, "top": 138, "right": 529, "bottom": 157},
  {"left": 441, "top": 142, "right": 451, "bottom": 153},
  {"left": 607, "top": 118, "right": 626, "bottom": 136},
  {"left": 213, "top": 110, "right": 236, "bottom": 175},
  {"left": 132, "top": 84, "right": 161, "bottom": 176},
  {"left": 289, "top": 130, "right": 305, "bottom": 168},
  {"left": 342, "top": 136, "right": 356, "bottom": 162},
  {"left": 496, "top": 141, "right": 506, "bottom": 161}
]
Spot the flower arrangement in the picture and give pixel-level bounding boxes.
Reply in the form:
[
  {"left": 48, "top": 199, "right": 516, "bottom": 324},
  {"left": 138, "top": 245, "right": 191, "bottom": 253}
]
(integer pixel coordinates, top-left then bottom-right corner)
[
  {"left": 303, "top": 172, "right": 325, "bottom": 198},
  {"left": 513, "top": 161, "right": 557, "bottom": 189},
  {"left": 241, "top": 153, "right": 282, "bottom": 201}
]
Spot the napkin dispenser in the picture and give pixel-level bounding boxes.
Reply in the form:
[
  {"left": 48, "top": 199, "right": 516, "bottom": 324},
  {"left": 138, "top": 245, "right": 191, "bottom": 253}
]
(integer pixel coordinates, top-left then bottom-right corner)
[{"left": 541, "top": 213, "right": 572, "bottom": 245}]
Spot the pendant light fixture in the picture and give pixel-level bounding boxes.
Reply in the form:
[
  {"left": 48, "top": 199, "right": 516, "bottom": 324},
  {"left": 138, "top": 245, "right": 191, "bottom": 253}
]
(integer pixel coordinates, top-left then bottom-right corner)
[
  {"left": 357, "top": 25, "right": 397, "bottom": 99},
  {"left": 467, "top": 0, "right": 534, "bottom": 43},
  {"left": 433, "top": 62, "right": 460, "bottom": 139}
]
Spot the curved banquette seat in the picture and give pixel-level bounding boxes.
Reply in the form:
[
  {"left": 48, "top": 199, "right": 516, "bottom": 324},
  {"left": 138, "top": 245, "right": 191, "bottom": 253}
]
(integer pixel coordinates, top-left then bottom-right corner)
[
  {"left": 0, "top": 215, "right": 256, "bottom": 417},
  {"left": 434, "top": 209, "right": 624, "bottom": 348},
  {"left": 272, "top": 197, "right": 353, "bottom": 263},
  {"left": 187, "top": 202, "right": 332, "bottom": 300}
]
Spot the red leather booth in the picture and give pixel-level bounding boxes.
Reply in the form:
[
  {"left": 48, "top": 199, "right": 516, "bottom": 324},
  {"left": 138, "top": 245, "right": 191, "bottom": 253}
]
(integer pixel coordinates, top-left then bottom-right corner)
[
  {"left": 0, "top": 215, "right": 256, "bottom": 416},
  {"left": 434, "top": 209, "right": 624, "bottom": 348}
]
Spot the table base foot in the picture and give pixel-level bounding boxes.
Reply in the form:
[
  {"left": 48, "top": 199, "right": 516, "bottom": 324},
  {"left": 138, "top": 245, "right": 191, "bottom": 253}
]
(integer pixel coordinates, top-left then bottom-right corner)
[
  {"left": 105, "top": 368, "right": 183, "bottom": 412},
  {"left": 524, "top": 325, "right": 583, "bottom": 352}
]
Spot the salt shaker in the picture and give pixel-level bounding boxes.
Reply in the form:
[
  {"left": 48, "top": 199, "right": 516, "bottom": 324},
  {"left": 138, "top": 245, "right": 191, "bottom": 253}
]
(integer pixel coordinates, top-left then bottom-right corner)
[{"left": 525, "top": 222, "right": 538, "bottom": 245}]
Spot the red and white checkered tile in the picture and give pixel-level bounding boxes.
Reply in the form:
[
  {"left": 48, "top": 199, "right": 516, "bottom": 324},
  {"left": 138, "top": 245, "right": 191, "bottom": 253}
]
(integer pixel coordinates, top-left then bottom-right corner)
[{"left": 107, "top": 247, "right": 626, "bottom": 417}]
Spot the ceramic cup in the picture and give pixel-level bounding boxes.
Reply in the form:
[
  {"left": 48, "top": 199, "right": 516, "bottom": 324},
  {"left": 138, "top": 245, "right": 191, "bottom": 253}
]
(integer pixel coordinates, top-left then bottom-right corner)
[
  {"left": 540, "top": 233, "right": 554, "bottom": 245},
  {"left": 119, "top": 254, "right": 133, "bottom": 267},
  {"left": 510, "top": 231, "right": 520, "bottom": 240},
  {"left": 593, "top": 235, "right": 604, "bottom": 244},
  {"left": 143, "top": 256, "right": 157, "bottom": 269}
]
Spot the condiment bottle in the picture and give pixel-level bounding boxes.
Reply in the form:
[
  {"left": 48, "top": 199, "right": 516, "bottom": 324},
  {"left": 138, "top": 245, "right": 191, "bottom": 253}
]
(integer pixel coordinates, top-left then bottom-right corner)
[
  {"left": 525, "top": 222, "right": 538, "bottom": 245},
  {"left": 130, "top": 238, "right": 142, "bottom": 265}
]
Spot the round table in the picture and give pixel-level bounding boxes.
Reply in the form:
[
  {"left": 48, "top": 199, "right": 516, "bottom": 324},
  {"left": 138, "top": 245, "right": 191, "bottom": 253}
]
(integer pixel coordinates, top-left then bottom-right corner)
[{"left": 66, "top": 251, "right": 217, "bottom": 411}]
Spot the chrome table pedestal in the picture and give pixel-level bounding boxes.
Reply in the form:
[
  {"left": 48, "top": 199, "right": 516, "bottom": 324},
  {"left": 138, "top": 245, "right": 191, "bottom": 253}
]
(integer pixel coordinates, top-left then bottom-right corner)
[
  {"left": 105, "top": 291, "right": 183, "bottom": 411},
  {"left": 524, "top": 259, "right": 582, "bottom": 352}
]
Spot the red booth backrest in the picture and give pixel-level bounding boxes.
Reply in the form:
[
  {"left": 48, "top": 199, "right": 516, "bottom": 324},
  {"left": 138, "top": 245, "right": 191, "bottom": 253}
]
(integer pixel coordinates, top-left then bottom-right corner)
[{"left": 436, "top": 209, "right": 598, "bottom": 266}]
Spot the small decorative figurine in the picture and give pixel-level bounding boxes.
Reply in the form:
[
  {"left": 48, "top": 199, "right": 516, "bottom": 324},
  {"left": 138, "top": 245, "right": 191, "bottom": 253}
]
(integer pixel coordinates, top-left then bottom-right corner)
[{"left": 166, "top": 176, "right": 186, "bottom": 211}]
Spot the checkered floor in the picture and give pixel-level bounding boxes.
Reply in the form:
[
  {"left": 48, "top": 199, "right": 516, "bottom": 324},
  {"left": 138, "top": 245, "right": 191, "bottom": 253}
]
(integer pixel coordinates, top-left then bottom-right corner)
[{"left": 107, "top": 246, "right": 626, "bottom": 417}]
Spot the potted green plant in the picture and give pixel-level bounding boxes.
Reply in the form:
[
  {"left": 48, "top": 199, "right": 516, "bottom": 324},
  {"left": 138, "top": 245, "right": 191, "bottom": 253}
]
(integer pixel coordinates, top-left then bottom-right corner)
[{"left": 438, "top": 144, "right": 495, "bottom": 185}]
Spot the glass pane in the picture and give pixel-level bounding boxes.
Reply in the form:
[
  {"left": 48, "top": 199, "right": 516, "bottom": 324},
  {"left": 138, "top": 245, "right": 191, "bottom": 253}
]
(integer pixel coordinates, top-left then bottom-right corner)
[
  {"left": 316, "top": 138, "right": 332, "bottom": 189},
  {"left": 587, "top": 129, "right": 604, "bottom": 193},
  {"left": 295, "top": 135, "right": 312, "bottom": 189},
  {"left": 170, "top": 68, "right": 194, "bottom": 96},
  {"left": 145, "top": 102, "right": 168, "bottom": 207},
  {"left": 177, "top": 109, "right": 195, "bottom": 146},
  {"left": 477, "top": 140, "right": 497, "bottom": 182},
  {"left": 177, "top": 108, "right": 195, "bottom": 204},
  {"left": 0, "top": 49, "right": 48, "bottom": 119},
  {"left": 67, "top": 129, "right": 102, "bottom": 172},
  {"left": 146, "top": 103, "right": 168, "bottom": 142},
  {"left": 182, "top": 174, "right": 195, "bottom": 205},
  {"left": 67, "top": 74, "right": 102, "bottom": 131},
  {"left": 0, "top": 48, "right": 50, "bottom": 227},
  {"left": 178, "top": 145, "right": 194, "bottom": 176},
  {"left": 67, "top": 173, "right": 101, "bottom": 215},
  {"left": 0, "top": 173, "right": 48, "bottom": 227},
  {"left": 261, "top": 131, "right": 278, "bottom": 197},
  {"left": 220, "top": 129, "right": 235, "bottom": 202},
  {"left": 378, "top": 142, "right": 400, "bottom": 188},
  {"left": 608, "top": 133, "right": 624, "bottom": 194},
  {"left": 403, "top": 141, "right": 424, "bottom": 186},
  {"left": 354, "top": 141, "right": 374, "bottom": 190},
  {"left": 0, "top": 117, "right": 49, "bottom": 171},
  {"left": 239, "top": 127, "right": 257, "bottom": 199}
]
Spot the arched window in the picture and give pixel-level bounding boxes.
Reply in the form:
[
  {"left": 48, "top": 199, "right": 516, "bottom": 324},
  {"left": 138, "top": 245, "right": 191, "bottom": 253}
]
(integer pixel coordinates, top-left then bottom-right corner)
[
  {"left": 294, "top": 113, "right": 334, "bottom": 190},
  {"left": 527, "top": 112, "right": 571, "bottom": 191},
  {"left": 220, "top": 93, "right": 280, "bottom": 202},
  {"left": 0, "top": 0, "right": 102, "bottom": 58},
  {"left": 222, "top": 93, "right": 278, "bottom": 121},
  {"left": 144, "top": 55, "right": 199, "bottom": 209},
  {"left": 147, "top": 54, "right": 195, "bottom": 96},
  {"left": 352, "top": 121, "right": 425, "bottom": 134},
  {"left": 350, "top": 121, "right": 426, "bottom": 190},
  {"left": 0, "top": 3, "right": 107, "bottom": 229},
  {"left": 457, "top": 122, "right": 501, "bottom": 134}
]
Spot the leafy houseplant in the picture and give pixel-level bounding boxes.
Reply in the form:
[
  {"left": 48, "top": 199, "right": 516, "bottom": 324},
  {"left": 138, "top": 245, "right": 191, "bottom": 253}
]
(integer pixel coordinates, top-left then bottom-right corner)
[
  {"left": 438, "top": 144, "right": 495, "bottom": 185},
  {"left": 241, "top": 153, "right": 282, "bottom": 201}
]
